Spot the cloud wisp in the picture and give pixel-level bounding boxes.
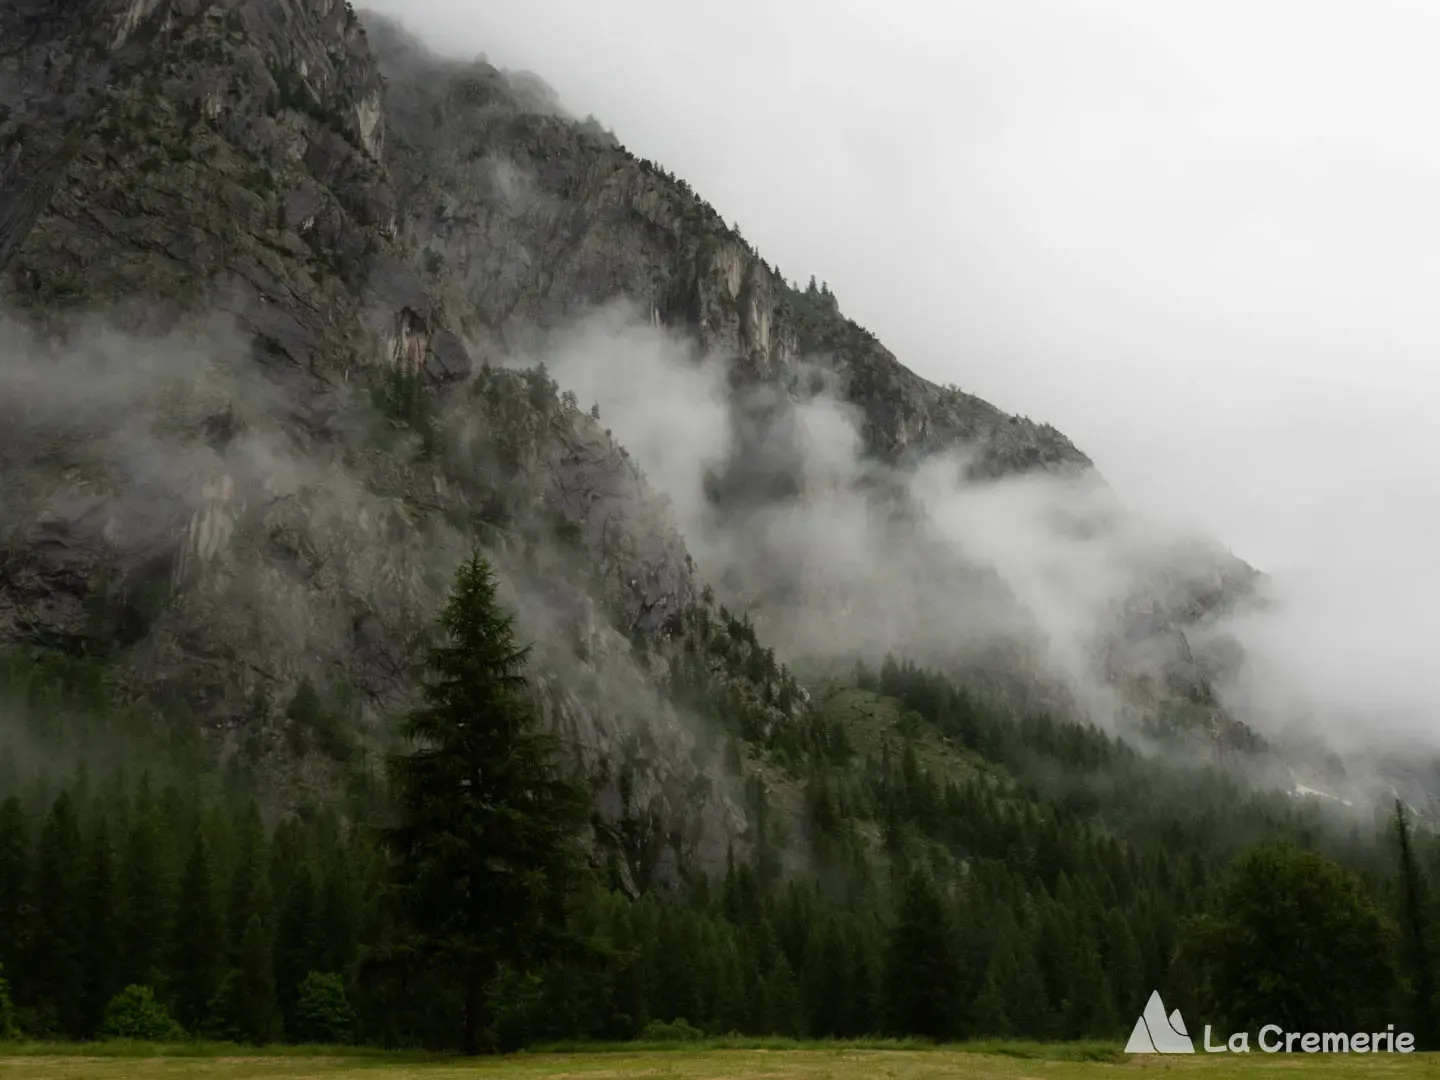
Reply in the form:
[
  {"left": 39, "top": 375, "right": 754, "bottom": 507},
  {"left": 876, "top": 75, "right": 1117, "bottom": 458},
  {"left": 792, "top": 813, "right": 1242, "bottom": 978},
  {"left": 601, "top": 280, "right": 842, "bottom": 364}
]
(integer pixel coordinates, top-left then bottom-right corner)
[{"left": 367, "top": 0, "right": 1440, "bottom": 752}]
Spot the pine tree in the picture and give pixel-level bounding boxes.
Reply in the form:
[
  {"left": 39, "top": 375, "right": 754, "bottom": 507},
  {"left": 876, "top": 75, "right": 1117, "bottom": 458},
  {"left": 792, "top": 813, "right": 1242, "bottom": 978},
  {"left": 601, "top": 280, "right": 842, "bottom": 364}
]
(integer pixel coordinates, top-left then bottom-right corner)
[
  {"left": 885, "top": 869, "right": 960, "bottom": 1039},
  {"left": 1061, "top": 939, "right": 1118, "bottom": 1038},
  {"left": 1002, "top": 929, "right": 1051, "bottom": 1038},
  {"left": 33, "top": 792, "right": 84, "bottom": 1035},
  {"left": 119, "top": 796, "right": 169, "bottom": 992},
  {"left": 1103, "top": 911, "right": 1145, "bottom": 1025},
  {"left": 1393, "top": 800, "right": 1439, "bottom": 1049},
  {"left": 381, "top": 552, "right": 589, "bottom": 1054},
  {"left": 709, "top": 935, "right": 747, "bottom": 1035},
  {"left": 805, "top": 916, "right": 854, "bottom": 1036},
  {"left": 317, "top": 844, "right": 359, "bottom": 977},
  {"left": 0, "top": 798, "right": 32, "bottom": 1000},
  {"left": 267, "top": 818, "right": 306, "bottom": 913},
  {"left": 227, "top": 801, "right": 267, "bottom": 965},
  {"left": 971, "top": 965, "right": 1011, "bottom": 1037},
  {"left": 764, "top": 953, "right": 805, "bottom": 1036},
  {"left": 276, "top": 861, "right": 321, "bottom": 1032},
  {"left": 81, "top": 815, "right": 122, "bottom": 1037},
  {"left": 654, "top": 907, "right": 701, "bottom": 1025},
  {"left": 171, "top": 828, "right": 226, "bottom": 1031},
  {"left": 209, "top": 913, "right": 281, "bottom": 1044}
]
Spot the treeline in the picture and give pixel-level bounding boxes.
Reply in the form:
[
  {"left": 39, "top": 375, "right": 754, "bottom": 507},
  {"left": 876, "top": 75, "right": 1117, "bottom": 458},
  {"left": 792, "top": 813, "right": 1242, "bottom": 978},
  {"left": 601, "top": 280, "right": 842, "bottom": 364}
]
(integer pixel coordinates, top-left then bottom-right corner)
[
  {"left": 0, "top": 769, "right": 1424, "bottom": 1048},
  {"left": 0, "top": 762, "right": 1189, "bottom": 1045},
  {"left": 0, "top": 779, "right": 367, "bottom": 1043},
  {"left": 0, "top": 561, "right": 1437, "bottom": 1050}
]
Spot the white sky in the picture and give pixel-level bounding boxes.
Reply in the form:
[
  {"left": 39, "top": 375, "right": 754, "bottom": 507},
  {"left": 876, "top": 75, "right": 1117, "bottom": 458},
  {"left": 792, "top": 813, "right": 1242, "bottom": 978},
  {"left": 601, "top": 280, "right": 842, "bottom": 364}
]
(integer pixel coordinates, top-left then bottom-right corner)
[{"left": 367, "top": 0, "right": 1440, "bottom": 738}]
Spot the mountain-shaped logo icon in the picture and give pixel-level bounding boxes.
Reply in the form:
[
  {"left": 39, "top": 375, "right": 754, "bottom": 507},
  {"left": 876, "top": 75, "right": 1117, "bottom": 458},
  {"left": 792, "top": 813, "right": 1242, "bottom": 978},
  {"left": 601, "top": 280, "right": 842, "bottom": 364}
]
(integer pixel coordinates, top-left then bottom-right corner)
[{"left": 1124, "top": 990, "right": 1195, "bottom": 1053}]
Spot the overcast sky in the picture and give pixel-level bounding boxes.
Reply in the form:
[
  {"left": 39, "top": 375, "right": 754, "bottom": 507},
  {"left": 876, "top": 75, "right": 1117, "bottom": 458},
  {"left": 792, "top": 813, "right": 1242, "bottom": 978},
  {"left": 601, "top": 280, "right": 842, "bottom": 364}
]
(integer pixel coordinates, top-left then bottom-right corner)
[{"left": 368, "top": 0, "right": 1440, "bottom": 728}]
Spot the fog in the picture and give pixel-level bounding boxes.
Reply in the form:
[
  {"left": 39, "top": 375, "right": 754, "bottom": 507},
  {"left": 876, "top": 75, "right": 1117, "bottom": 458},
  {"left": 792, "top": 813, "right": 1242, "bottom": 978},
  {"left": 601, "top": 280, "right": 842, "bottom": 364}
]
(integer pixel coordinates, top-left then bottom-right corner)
[
  {"left": 364, "top": 0, "right": 1440, "bottom": 748},
  {"left": 541, "top": 306, "right": 1222, "bottom": 734}
]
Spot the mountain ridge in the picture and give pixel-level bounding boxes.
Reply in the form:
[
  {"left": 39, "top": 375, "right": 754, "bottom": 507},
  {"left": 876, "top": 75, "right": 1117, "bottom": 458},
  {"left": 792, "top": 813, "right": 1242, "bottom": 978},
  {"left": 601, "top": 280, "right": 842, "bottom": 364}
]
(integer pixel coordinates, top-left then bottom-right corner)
[{"left": 0, "top": 0, "right": 1294, "bottom": 877}]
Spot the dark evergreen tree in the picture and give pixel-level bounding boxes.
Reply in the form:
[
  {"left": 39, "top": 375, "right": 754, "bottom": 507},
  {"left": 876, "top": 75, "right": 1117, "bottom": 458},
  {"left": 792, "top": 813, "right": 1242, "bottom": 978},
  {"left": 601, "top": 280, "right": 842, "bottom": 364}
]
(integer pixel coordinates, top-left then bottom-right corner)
[
  {"left": 1184, "top": 842, "right": 1398, "bottom": 1036},
  {"left": 381, "top": 553, "right": 589, "bottom": 1054},
  {"left": 317, "top": 843, "right": 360, "bottom": 977},
  {"left": 0, "top": 798, "right": 31, "bottom": 1002},
  {"left": 119, "top": 794, "right": 169, "bottom": 993},
  {"left": 1060, "top": 939, "right": 1118, "bottom": 1039},
  {"left": 764, "top": 953, "right": 805, "bottom": 1037},
  {"left": 885, "top": 869, "right": 960, "bottom": 1039},
  {"left": 276, "top": 861, "right": 321, "bottom": 1033},
  {"left": 1392, "top": 800, "right": 1438, "bottom": 1049},
  {"left": 81, "top": 815, "right": 121, "bottom": 1036},
  {"left": 171, "top": 828, "right": 226, "bottom": 1032},
  {"left": 971, "top": 963, "right": 1011, "bottom": 1037},
  {"left": 33, "top": 792, "right": 84, "bottom": 1036},
  {"left": 227, "top": 801, "right": 268, "bottom": 965},
  {"left": 208, "top": 914, "right": 281, "bottom": 1044}
]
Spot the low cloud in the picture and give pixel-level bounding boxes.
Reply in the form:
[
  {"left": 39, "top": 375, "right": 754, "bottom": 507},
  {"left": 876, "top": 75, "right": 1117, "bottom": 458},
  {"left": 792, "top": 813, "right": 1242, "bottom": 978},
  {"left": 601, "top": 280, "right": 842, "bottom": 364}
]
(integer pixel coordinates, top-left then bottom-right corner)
[
  {"left": 0, "top": 306, "right": 749, "bottom": 863},
  {"left": 537, "top": 303, "right": 1232, "bottom": 725},
  {"left": 367, "top": 2, "right": 1440, "bottom": 760}
]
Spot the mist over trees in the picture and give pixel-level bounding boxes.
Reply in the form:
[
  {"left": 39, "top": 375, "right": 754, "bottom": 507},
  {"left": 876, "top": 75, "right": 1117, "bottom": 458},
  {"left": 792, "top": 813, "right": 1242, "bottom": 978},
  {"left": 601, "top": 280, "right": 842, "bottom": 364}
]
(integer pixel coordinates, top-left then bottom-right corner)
[
  {"left": 3, "top": 0, "right": 1438, "bottom": 1060},
  {"left": 0, "top": 559, "right": 1434, "bottom": 1051}
]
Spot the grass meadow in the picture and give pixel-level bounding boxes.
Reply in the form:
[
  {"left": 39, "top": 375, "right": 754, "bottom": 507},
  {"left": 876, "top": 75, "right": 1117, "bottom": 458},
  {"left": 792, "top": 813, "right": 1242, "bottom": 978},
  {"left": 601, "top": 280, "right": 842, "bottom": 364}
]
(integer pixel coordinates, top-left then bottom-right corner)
[{"left": 3, "top": 1039, "right": 1440, "bottom": 1079}]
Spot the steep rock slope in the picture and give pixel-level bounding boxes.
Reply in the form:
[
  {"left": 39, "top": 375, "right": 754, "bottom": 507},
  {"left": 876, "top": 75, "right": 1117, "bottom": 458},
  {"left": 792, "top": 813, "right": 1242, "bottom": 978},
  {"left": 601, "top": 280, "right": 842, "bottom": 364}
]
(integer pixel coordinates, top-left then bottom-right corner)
[
  {"left": 368, "top": 16, "right": 1089, "bottom": 478},
  {"left": 0, "top": 0, "right": 783, "bottom": 886},
  {"left": 360, "top": 16, "right": 1259, "bottom": 721},
  {"left": 0, "top": 0, "right": 1270, "bottom": 873}
]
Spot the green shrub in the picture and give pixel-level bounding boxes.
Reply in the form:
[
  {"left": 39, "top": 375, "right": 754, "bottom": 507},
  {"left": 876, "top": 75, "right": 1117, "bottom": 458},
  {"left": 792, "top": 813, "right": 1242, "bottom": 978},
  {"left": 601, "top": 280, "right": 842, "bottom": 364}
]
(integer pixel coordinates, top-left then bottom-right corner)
[
  {"left": 639, "top": 1017, "right": 704, "bottom": 1042},
  {"left": 98, "top": 985, "right": 184, "bottom": 1041},
  {"left": 292, "top": 972, "right": 357, "bottom": 1044}
]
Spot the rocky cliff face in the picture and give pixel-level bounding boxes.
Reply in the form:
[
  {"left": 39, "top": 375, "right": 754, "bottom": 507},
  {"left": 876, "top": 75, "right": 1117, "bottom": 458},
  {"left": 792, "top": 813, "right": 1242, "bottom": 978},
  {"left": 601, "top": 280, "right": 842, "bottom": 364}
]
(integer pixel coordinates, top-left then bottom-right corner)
[
  {"left": 0, "top": 0, "right": 1267, "bottom": 877},
  {"left": 368, "top": 14, "right": 1091, "bottom": 476}
]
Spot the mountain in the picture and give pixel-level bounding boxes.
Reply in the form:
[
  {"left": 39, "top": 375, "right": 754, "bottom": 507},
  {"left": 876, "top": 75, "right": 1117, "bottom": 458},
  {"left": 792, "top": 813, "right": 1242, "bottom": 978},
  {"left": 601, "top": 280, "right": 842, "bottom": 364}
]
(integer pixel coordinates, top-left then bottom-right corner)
[{"left": 1, "top": 0, "right": 1383, "bottom": 882}]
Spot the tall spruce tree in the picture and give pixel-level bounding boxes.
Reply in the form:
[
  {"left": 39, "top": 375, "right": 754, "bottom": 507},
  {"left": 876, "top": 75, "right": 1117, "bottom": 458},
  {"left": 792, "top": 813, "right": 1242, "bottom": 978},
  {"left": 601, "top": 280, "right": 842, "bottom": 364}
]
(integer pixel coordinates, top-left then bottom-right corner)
[
  {"left": 885, "top": 868, "right": 960, "bottom": 1039},
  {"left": 227, "top": 801, "right": 267, "bottom": 965},
  {"left": 317, "top": 844, "right": 359, "bottom": 977},
  {"left": 171, "top": 828, "right": 226, "bottom": 1031},
  {"left": 81, "top": 815, "right": 121, "bottom": 1037},
  {"left": 276, "top": 861, "right": 321, "bottom": 1032},
  {"left": 207, "top": 913, "right": 281, "bottom": 1044},
  {"left": 1393, "top": 800, "right": 1438, "bottom": 1049},
  {"left": 119, "top": 792, "right": 168, "bottom": 992},
  {"left": 0, "top": 798, "right": 31, "bottom": 997},
  {"left": 381, "top": 552, "right": 588, "bottom": 1054},
  {"left": 34, "top": 792, "right": 84, "bottom": 1036}
]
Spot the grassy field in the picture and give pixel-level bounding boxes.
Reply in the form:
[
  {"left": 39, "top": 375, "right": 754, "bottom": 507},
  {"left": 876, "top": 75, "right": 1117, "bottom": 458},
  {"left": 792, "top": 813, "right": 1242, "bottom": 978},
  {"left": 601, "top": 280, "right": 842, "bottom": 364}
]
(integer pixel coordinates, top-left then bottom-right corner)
[{"left": 4, "top": 1041, "right": 1440, "bottom": 1079}]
